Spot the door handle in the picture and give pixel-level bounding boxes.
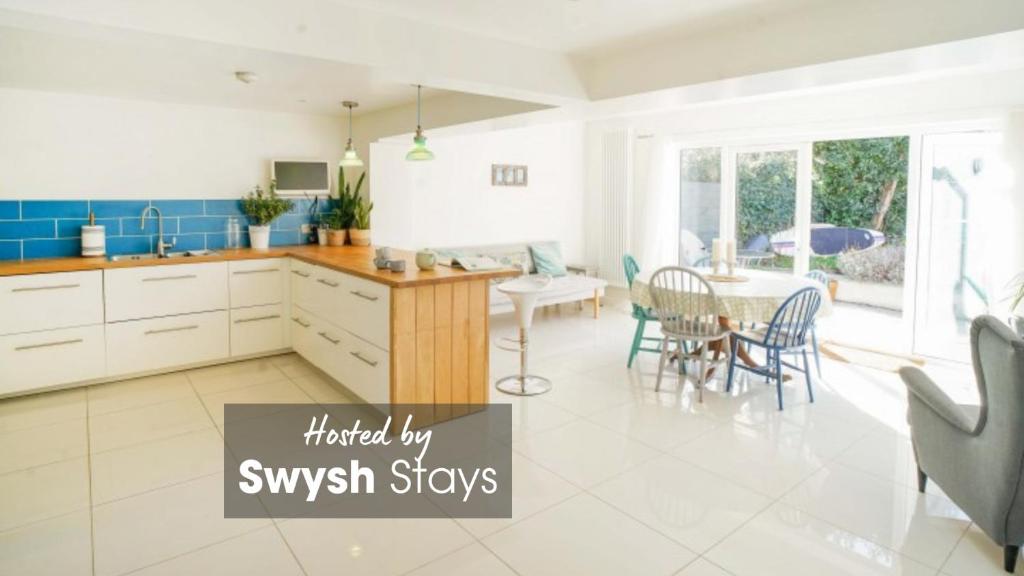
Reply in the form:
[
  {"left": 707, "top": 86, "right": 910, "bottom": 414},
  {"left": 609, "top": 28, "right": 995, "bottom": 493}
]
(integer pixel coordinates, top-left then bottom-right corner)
[
  {"left": 350, "top": 290, "right": 379, "bottom": 302},
  {"left": 234, "top": 314, "right": 280, "bottom": 324},
  {"left": 12, "top": 283, "right": 80, "bottom": 293},
  {"left": 350, "top": 351, "right": 379, "bottom": 367},
  {"left": 145, "top": 324, "right": 199, "bottom": 335},
  {"left": 316, "top": 278, "right": 340, "bottom": 288},
  {"left": 317, "top": 331, "right": 340, "bottom": 345},
  {"left": 291, "top": 317, "right": 311, "bottom": 328},
  {"left": 234, "top": 269, "right": 279, "bottom": 275},
  {"left": 291, "top": 270, "right": 311, "bottom": 278},
  {"left": 15, "top": 338, "right": 84, "bottom": 351},
  {"left": 142, "top": 274, "right": 197, "bottom": 283}
]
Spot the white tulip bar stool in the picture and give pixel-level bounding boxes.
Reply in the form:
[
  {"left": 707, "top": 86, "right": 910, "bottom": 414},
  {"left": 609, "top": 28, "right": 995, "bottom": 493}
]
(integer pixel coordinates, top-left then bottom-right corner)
[{"left": 495, "top": 274, "right": 553, "bottom": 396}]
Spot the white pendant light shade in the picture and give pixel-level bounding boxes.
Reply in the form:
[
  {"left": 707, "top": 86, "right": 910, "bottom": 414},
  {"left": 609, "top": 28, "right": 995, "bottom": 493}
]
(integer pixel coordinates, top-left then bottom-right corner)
[
  {"left": 406, "top": 85, "right": 434, "bottom": 161},
  {"left": 339, "top": 101, "right": 364, "bottom": 168}
]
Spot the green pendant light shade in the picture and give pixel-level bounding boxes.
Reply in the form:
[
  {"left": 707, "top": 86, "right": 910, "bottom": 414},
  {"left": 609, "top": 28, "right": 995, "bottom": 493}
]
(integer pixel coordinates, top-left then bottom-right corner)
[
  {"left": 339, "top": 101, "right": 364, "bottom": 168},
  {"left": 406, "top": 85, "right": 434, "bottom": 161}
]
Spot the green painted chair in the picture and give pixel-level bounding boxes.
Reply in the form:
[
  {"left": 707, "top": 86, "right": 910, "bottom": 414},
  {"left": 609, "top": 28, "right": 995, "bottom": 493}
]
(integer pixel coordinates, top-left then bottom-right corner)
[{"left": 623, "top": 254, "right": 685, "bottom": 371}]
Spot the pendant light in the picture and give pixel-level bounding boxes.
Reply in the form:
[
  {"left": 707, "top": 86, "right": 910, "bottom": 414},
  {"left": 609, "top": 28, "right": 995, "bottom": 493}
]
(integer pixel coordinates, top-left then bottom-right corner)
[
  {"left": 405, "top": 85, "right": 434, "bottom": 161},
  {"left": 339, "top": 101, "right": 364, "bottom": 168}
]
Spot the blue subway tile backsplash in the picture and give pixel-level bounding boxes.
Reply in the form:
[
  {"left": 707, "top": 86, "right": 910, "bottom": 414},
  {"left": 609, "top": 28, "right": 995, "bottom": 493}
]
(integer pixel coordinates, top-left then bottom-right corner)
[{"left": 0, "top": 199, "right": 330, "bottom": 261}]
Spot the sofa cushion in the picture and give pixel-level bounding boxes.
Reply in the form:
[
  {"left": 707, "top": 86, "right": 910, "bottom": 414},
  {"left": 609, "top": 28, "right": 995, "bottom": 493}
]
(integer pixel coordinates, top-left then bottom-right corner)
[{"left": 529, "top": 243, "right": 568, "bottom": 277}]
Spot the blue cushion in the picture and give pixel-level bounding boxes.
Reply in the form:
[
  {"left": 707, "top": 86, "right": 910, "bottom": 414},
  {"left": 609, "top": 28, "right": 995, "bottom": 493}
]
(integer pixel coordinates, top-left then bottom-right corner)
[{"left": 529, "top": 243, "right": 567, "bottom": 277}]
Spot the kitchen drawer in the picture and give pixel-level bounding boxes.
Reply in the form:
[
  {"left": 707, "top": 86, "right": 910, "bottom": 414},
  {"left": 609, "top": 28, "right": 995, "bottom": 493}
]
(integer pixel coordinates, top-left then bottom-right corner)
[
  {"left": 106, "top": 310, "right": 229, "bottom": 376},
  {"left": 343, "top": 274, "right": 391, "bottom": 350},
  {"left": 310, "top": 265, "right": 349, "bottom": 323},
  {"left": 308, "top": 316, "right": 349, "bottom": 383},
  {"left": 0, "top": 325, "right": 106, "bottom": 395},
  {"left": 0, "top": 271, "right": 104, "bottom": 335},
  {"left": 344, "top": 335, "right": 390, "bottom": 404},
  {"left": 230, "top": 304, "right": 286, "bottom": 357},
  {"left": 105, "top": 262, "right": 229, "bottom": 322},
  {"left": 289, "top": 259, "right": 316, "bottom": 310},
  {"left": 290, "top": 304, "right": 316, "bottom": 361},
  {"left": 229, "top": 259, "right": 286, "bottom": 308}
]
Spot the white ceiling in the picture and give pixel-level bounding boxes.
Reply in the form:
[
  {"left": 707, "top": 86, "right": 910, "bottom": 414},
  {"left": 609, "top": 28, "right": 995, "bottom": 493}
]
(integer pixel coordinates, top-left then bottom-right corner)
[
  {"left": 332, "top": 0, "right": 825, "bottom": 56},
  {"left": 0, "top": 24, "right": 446, "bottom": 116}
]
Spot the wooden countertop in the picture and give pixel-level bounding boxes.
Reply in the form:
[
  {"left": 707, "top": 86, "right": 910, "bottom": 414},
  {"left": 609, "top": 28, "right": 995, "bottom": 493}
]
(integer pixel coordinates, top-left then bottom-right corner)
[{"left": 0, "top": 245, "right": 520, "bottom": 287}]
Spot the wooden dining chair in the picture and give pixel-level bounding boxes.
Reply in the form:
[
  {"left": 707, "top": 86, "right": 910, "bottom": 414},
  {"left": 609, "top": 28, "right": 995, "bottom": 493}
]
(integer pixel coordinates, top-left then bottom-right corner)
[
  {"left": 725, "top": 286, "right": 822, "bottom": 410},
  {"left": 648, "top": 266, "right": 730, "bottom": 402},
  {"left": 803, "top": 270, "right": 829, "bottom": 377},
  {"left": 623, "top": 254, "right": 674, "bottom": 369}
]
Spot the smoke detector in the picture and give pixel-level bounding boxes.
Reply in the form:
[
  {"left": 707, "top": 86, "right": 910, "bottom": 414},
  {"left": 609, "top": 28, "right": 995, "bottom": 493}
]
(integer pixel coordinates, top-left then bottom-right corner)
[{"left": 234, "top": 71, "right": 259, "bottom": 84}]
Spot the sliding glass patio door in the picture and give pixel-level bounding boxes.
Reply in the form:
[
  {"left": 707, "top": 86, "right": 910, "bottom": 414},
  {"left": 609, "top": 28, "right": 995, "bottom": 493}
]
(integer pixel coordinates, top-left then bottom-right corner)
[{"left": 913, "top": 131, "right": 1002, "bottom": 362}]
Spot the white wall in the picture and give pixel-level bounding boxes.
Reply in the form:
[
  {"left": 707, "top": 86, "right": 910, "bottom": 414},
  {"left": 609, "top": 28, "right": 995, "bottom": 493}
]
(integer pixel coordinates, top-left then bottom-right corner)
[
  {"left": 0, "top": 88, "right": 344, "bottom": 199},
  {"left": 370, "top": 121, "right": 585, "bottom": 261}
]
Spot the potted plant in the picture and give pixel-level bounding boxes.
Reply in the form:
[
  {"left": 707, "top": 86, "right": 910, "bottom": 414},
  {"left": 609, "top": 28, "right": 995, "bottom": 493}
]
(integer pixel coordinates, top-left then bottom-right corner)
[
  {"left": 316, "top": 214, "right": 329, "bottom": 246},
  {"left": 241, "top": 181, "right": 293, "bottom": 251},
  {"left": 336, "top": 167, "right": 365, "bottom": 244},
  {"left": 324, "top": 210, "right": 347, "bottom": 246},
  {"left": 349, "top": 194, "right": 373, "bottom": 246}
]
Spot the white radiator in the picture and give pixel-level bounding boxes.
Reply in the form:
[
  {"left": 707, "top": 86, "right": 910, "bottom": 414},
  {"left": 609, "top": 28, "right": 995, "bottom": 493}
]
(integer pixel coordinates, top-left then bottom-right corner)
[{"left": 598, "top": 130, "right": 631, "bottom": 287}]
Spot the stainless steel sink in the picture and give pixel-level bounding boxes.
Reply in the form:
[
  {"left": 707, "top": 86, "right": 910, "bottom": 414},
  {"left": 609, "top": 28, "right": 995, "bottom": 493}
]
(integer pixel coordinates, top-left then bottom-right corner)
[{"left": 108, "top": 249, "right": 218, "bottom": 262}]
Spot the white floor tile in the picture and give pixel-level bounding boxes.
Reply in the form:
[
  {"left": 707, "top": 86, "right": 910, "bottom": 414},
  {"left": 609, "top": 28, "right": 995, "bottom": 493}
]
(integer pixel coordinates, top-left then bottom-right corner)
[
  {"left": 291, "top": 372, "right": 355, "bottom": 405},
  {"left": 513, "top": 419, "right": 660, "bottom": 488},
  {"left": 707, "top": 503, "right": 936, "bottom": 576},
  {"left": 587, "top": 401, "right": 721, "bottom": 450},
  {"left": 187, "top": 357, "right": 290, "bottom": 396},
  {"left": 456, "top": 452, "right": 580, "bottom": 538},
  {"left": 500, "top": 395, "right": 579, "bottom": 440},
  {"left": 90, "top": 427, "right": 224, "bottom": 504},
  {"left": 675, "top": 558, "right": 734, "bottom": 576},
  {"left": 0, "top": 418, "right": 86, "bottom": 475},
  {"left": 783, "top": 464, "right": 969, "bottom": 568},
  {"left": 0, "top": 457, "right": 89, "bottom": 532},
  {"left": 129, "top": 526, "right": 303, "bottom": 576},
  {"left": 89, "top": 395, "right": 213, "bottom": 452},
  {"left": 836, "top": 430, "right": 945, "bottom": 496},
  {"left": 92, "top": 473, "right": 269, "bottom": 576},
  {"left": 87, "top": 371, "right": 195, "bottom": 416},
  {"left": 0, "top": 388, "right": 85, "bottom": 433},
  {"left": 536, "top": 372, "right": 639, "bottom": 416},
  {"left": 483, "top": 493, "right": 696, "bottom": 576},
  {"left": 0, "top": 509, "right": 92, "bottom": 576},
  {"left": 406, "top": 543, "right": 516, "bottom": 576},
  {"left": 591, "top": 454, "right": 772, "bottom": 552},
  {"left": 941, "top": 523, "right": 1009, "bottom": 576},
  {"left": 200, "top": 379, "right": 312, "bottom": 426},
  {"left": 279, "top": 517, "right": 473, "bottom": 576}
]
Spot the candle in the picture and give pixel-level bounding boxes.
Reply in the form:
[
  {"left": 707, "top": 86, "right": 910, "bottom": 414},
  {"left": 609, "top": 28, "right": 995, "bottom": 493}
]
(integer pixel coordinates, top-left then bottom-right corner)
[
  {"left": 726, "top": 239, "right": 737, "bottom": 265},
  {"left": 711, "top": 238, "right": 721, "bottom": 263}
]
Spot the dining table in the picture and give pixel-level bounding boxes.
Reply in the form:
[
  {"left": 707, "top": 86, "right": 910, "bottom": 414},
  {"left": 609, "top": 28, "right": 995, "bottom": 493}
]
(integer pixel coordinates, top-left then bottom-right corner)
[{"left": 629, "top": 268, "right": 832, "bottom": 372}]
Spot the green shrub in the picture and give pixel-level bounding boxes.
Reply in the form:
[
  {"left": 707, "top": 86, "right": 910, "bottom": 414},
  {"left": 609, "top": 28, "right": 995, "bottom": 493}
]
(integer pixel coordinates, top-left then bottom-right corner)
[{"left": 241, "top": 181, "right": 293, "bottom": 226}]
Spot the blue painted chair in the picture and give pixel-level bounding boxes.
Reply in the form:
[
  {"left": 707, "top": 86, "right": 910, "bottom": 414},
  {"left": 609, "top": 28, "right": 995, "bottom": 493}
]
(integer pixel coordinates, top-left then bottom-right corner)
[
  {"left": 726, "top": 287, "right": 822, "bottom": 410},
  {"left": 624, "top": 254, "right": 682, "bottom": 370},
  {"left": 803, "top": 270, "right": 829, "bottom": 377}
]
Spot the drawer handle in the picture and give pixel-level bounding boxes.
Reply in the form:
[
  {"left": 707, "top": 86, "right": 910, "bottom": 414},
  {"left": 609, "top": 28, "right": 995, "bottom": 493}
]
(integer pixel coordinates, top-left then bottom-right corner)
[
  {"left": 350, "top": 351, "right": 379, "bottom": 367},
  {"left": 350, "top": 290, "right": 379, "bottom": 302},
  {"left": 234, "top": 269, "right": 280, "bottom": 275},
  {"left": 291, "top": 270, "right": 311, "bottom": 278},
  {"left": 291, "top": 317, "right": 311, "bottom": 328},
  {"left": 11, "top": 283, "right": 80, "bottom": 293},
  {"left": 142, "top": 274, "right": 198, "bottom": 283},
  {"left": 316, "top": 278, "right": 340, "bottom": 288},
  {"left": 15, "top": 338, "right": 84, "bottom": 352},
  {"left": 145, "top": 324, "right": 199, "bottom": 335},
  {"left": 234, "top": 314, "right": 281, "bottom": 324},
  {"left": 318, "top": 331, "right": 341, "bottom": 345}
]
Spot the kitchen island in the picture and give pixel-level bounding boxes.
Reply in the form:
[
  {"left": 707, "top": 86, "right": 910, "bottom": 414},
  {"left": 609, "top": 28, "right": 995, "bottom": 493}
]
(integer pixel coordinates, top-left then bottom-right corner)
[{"left": 0, "top": 245, "right": 518, "bottom": 413}]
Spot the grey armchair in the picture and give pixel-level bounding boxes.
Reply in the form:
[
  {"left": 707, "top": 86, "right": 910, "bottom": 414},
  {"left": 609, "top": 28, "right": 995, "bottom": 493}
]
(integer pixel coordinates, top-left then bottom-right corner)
[{"left": 901, "top": 316, "right": 1024, "bottom": 573}]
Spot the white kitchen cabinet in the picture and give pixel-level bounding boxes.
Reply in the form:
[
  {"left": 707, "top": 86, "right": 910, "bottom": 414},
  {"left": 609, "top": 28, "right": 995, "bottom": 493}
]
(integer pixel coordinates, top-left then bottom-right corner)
[
  {"left": 289, "top": 304, "right": 316, "bottom": 360},
  {"left": 344, "top": 334, "right": 390, "bottom": 404},
  {"left": 0, "top": 270, "right": 104, "bottom": 335},
  {"left": 230, "top": 303, "right": 286, "bottom": 357},
  {"left": 105, "top": 310, "right": 229, "bottom": 376},
  {"left": 343, "top": 273, "right": 391, "bottom": 351},
  {"left": 290, "top": 259, "right": 316, "bottom": 310},
  {"left": 0, "top": 325, "right": 106, "bottom": 394},
  {"left": 105, "top": 262, "right": 229, "bottom": 322},
  {"left": 229, "top": 258, "right": 286, "bottom": 308}
]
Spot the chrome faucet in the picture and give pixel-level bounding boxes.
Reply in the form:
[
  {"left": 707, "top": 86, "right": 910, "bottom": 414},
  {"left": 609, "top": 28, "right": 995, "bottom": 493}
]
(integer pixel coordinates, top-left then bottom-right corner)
[{"left": 140, "top": 206, "right": 175, "bottom": 257}]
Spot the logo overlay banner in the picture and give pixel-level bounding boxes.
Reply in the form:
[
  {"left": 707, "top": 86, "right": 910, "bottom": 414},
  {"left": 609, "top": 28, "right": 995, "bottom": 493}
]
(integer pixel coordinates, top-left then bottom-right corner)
[{"left": 223, "top": 403, "right": 512, "bottom": 518}]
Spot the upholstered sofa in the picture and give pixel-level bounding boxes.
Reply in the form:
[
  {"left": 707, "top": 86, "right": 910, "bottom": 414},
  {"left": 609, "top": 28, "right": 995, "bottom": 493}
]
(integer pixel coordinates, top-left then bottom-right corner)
[{"left": 433, "top": 241, "right": 607, "bottom": 317}]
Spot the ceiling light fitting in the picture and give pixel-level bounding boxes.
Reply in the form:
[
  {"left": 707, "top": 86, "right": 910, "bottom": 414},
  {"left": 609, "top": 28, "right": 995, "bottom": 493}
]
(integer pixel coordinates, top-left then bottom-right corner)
[{"left": 339, "top": 101, "right": 364, "bottom": 168}]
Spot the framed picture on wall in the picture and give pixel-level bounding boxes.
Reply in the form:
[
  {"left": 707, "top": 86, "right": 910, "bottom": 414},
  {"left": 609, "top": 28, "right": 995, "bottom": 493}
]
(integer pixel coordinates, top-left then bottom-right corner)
[{"left": 491, "top": 164, "right": 528, "bottom": 187}]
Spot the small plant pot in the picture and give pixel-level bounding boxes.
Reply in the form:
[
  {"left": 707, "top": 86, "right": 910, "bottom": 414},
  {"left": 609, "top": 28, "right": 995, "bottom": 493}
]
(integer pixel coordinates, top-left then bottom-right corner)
[
  {"left": 827, "top": 279, "right": 839, "bottom": 300},
  {"left": 349, "top": 228, "right": 371, "bottom": 246},
  {"left": 327, "top": 229, "right": 347, "bottom": 247},
  {"left": 249, "top": 225, "right": 271, "bottom": 251},
  {"left": 317, "top": 228, "right": 328, "bottom": 246}
]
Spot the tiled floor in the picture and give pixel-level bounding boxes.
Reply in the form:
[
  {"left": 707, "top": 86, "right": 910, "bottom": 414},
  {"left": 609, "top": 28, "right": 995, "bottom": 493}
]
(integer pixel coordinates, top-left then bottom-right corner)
[{"left": 0, "top": 298, "right": 1002, "bottom": 575}]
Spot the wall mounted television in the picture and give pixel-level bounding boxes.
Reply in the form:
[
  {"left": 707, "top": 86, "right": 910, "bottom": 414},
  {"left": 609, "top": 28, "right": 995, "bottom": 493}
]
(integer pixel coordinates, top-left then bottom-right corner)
[{"left": 270, "top": 160, "right": 330, "bottom": 196}]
